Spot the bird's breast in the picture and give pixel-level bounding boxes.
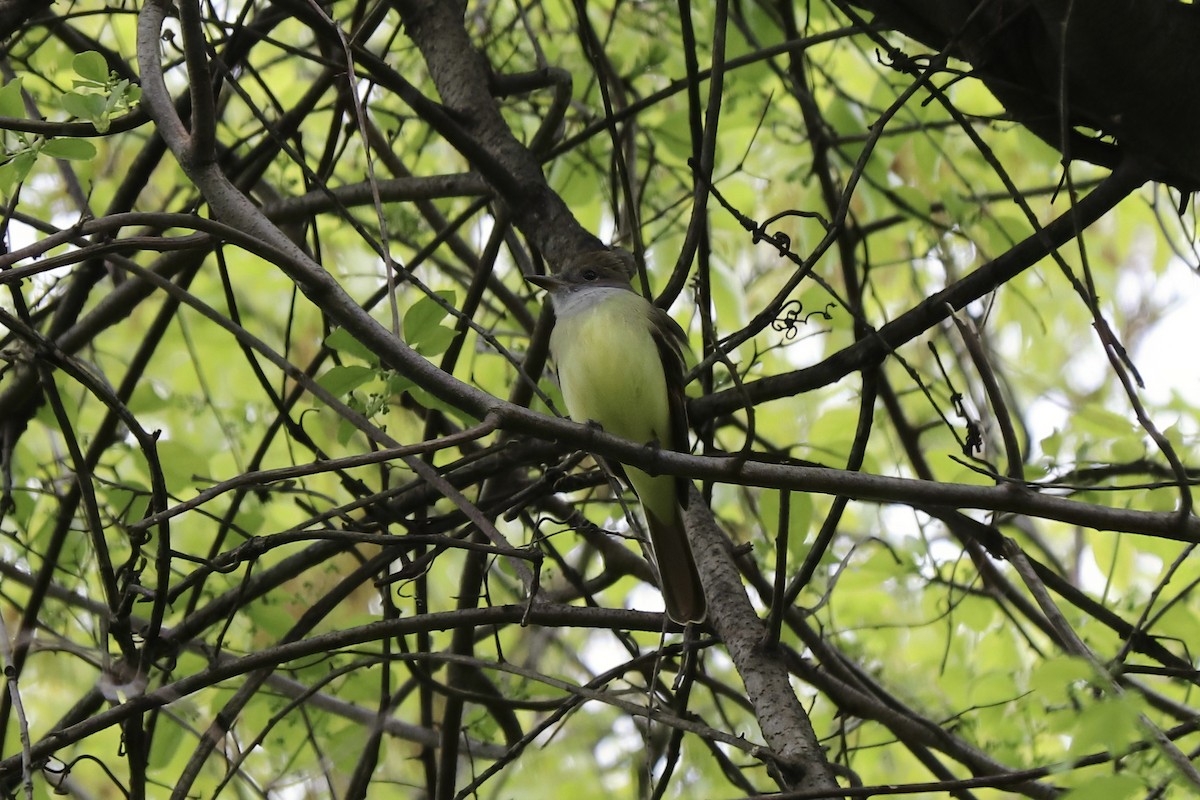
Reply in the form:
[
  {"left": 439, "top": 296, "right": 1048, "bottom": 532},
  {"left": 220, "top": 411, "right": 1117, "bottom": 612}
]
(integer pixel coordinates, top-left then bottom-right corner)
[{"left": 549, "top": 290, "right": 673, "bottom": 448}]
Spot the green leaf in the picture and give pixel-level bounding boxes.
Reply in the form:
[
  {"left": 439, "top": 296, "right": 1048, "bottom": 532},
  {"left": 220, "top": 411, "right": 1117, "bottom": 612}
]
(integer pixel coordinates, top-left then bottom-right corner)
[
  {"left": 41, "top": 138, "right": 97, "bottom": 160},
  {"left": 0, "top": 162, "right": 18, "bottom": 197},
  {"left": 1030, "top": 656, "right": 1092, "bottom": 703},
  {"left": 955, "top": 594, "right": 998, "bottom": 633},
  {"left": 1109, "top": 434, "right": 1145, "bottom": 463},
  {"left": 1060, "top": 774, "right": 1142, "bottom": 800},
  {"left": 325, "top": 327, "right": 378, "bottom": 364},
  {"left": 1077, "top": 407, "right": 1135, "bottom": 438},
  {"left": 73, "top": 51, "right": 110, "bottom": 84},
  {"left": 7, "top": 488, "right": 36, "bottom": 529},
  {"left": 336, "top": 417, "right": 358, "bottom": 445},
  {"left": 411, "top": 324, "right": 456, "bottom": 357},
  {"left": 62, "top": 91, "right": 106, "bottom": 122},
  {"left": 156, "top": 440, "right": 210, "bottom": 492},
  {"left": 148, "top": 714, "right": 186, "bottom": 769},
  {"left": 892, "top": 185, "right": 932, "bottom": 218},
  {"left": 403, "top": 291, "right": 456, "bottom": 351},
  {"left": 967, "top": 670, "right": 1017, "bottom": 706},
  {"left": 0, "top": 77, "right": 23, "bottom": 119},
  {"left": 758, "top": 489, "right": 814, "bottom": 563},
  {"left": 317, "top": 364, "right": 376, "bottom": 397},
  {"left": 247, "top": 599, "right": 294, "bottom": 639},
  {"left": 1069, "top": 696, "right": 1143, "bottom": 757},
  {"left": 407, "top": 385, "right": 478, "bottom": 427},
  {"left": 7, "top": 150, "right": 35, "bottom": 185},
  {"left": 1039, "top": 429, "right": 1062, "bottom": 461},
  {"left": 384, "top": 372, "right": 415, "bottom": 396}
]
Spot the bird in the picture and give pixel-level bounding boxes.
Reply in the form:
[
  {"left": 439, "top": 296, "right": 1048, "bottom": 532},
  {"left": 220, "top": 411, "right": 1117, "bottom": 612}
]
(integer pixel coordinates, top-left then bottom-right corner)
[{"left": 527, "top": 248, "right": 706, "bottom": 624}]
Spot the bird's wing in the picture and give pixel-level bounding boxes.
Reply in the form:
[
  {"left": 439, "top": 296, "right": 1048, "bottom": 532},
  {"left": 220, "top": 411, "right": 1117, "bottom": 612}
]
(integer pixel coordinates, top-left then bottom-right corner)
[{"left": 651, "top": 306, "right": 691, "bottom": 509}]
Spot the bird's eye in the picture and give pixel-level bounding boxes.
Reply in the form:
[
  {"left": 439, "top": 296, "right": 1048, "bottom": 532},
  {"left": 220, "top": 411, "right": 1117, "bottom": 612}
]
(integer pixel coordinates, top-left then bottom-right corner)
[{"left": 582, "top": 269, "right": 598, "bottom": 281}]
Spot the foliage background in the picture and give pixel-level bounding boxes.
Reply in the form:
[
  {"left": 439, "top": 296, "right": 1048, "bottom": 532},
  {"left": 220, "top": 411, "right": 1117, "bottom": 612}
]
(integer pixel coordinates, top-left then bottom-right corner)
[{"left": 0, "top": 0, "right": 1197, "bottom": 798}]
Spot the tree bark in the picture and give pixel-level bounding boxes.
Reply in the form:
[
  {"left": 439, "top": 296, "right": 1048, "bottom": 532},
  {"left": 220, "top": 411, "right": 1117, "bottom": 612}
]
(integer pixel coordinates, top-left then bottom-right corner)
[{"left": 847, "top": 0, "right": 1200, "bottom": 188}]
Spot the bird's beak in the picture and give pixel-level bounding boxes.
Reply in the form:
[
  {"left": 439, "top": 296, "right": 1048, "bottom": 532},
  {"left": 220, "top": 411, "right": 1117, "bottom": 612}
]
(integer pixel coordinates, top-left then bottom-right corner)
[{"left": 525, "top": 273, "right": 564, "bottom": 291}]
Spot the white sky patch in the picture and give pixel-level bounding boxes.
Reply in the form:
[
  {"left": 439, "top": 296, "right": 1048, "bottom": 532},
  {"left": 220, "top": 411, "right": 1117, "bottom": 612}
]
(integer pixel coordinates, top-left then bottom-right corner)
[{"left": 1125, "top": 256, "right": 1200, "bottom": 412}]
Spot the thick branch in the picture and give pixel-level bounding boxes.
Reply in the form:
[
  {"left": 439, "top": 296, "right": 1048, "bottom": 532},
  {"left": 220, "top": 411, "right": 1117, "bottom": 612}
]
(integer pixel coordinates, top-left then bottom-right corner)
[
  {"left": 845, "top": 0, "right": 1200, "bottom": 189},
  {"left": 393, "top": 0, "right": 597, "bottom": 265},
  {"left": 687, "top": 486, "right": 840, "bottom": 791}
]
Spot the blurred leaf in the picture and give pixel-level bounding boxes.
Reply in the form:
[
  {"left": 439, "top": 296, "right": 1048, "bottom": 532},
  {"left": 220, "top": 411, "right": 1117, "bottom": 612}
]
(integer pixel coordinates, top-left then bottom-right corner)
[
  {"left": 1109, "top": 435, "right": 1144, "bottom": 463},
  {"left": 1069, "top": 695, "right": 1143, "bottom": 757},
  {"left": 318, "top": 364, "right": 376, "bottom": 397},
  {"left": 41, "top": 137, "right": 96, "bottom": 160},
  {"left": 384, "top": 372, "right": 416, "bottom": 396},
  {"left": 759, "top": 488, "right": 814, "bottom": 563},
  {"left": 1030, "top": 656, "right": 1093, "bottom": 704},
  {"left": 148, "top": 715, "right": 186, "bottom": 769},
  {"left": 1060, "top": 774, "right": 1142, "bottom": 800},
  {"left": 62, "top": 91, "right": 105, "bottom": 121},
  {"left": 72, "top": 50, "right": 110, "bottom": 83},
  {"left": 0, "top": 77, "right": 23, "bottom": 118},
  {"left": 404, "top": 291, "right": 457, "bottom": 356},
  {"left": 892, "top": 184, "right": 932, "bottom": 218},
  {"left": 954, "top": 594, "right": 998, "bottom": 633},
  {"left": 325, "top": 327, "right": 379, "bottom": 364},
  {"left": 7, "top": 488, "right": 36, "bottom": 529},
  {"left": 1078, "top": 407, "right": 1135, "bottom": 438},
  {"left": 247, "top": 599, "right": 294, "bottom": 639},
  {"left": 967, "top": 670, "right": 1017, "bottom": 706},
  {"left": 156, "top": 440, "right": 211, "bottom": 493},
  {"left": 102, "top": 485, "right": 151, "bottom": 524},
  {"left": 0, "top": 150, "right": 36, "bottom": 194}
]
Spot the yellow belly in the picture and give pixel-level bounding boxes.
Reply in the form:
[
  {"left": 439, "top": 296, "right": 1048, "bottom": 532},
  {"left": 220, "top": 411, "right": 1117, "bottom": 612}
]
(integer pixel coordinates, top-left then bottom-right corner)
[
  {"left": 549, "top": 289, "right": 678, "bottom": 526},
  {"left": 550, "top": 290, "right": 672, "bottom": 448}
]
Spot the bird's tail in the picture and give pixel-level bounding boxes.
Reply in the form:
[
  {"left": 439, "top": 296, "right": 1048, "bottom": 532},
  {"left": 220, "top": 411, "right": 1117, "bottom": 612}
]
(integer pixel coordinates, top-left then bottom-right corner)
[{"left": 646, "top": 504, "right": 707, "bottom": 624}]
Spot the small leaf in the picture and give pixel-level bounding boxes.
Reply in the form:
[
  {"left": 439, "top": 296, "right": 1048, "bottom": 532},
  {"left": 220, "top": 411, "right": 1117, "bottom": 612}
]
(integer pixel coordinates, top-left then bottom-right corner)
[
  {"left": 407, "top": 386, "right": 479, "bottom": 427},
  {"left": 336, "top": 418, "right": 358, "bottom": 446},
  {"left": 41, "top": 138, "right": 97, "bottom": 160},
  {"left": 0, "top": 163, "right": 17, "bottom": 196},
  {"left": 384, "top": 372, "right": 415, "bottom": 396},
  {"left": 412, "top": 324, "right": 455, "bottom": 357},
  {"left": 1039, "top": 429, "right": 1062, "bottom": 460},
  {"left": 955, "top": 594, "right": 998, "bottom": 633},
  {"left": 104, "top": 89, "right": 122, "bottom": 116},
  {"left": 1079, "top": 407, "right": 1135, "bottom": 437},
  {"left": 1030, "top": 655, "right": 1092, "bottom": 703},
  {"left": 62, "top": 91, "right": 106, "bottom": 122},
  {"left": 155, "top": 440, "right": 210, "bottom": 492},
  {"left": 325, "top": 327, "right": 378, "bottom": 364},
  {"left": 403, "top": 291, "right": 456, "bottom": 349},
  {"left": 317, "top": 364, "right": 375, "bottom": 397},
  {"left": 73, "top": 51, "right": 110, "bottom": 84},
  {"left": 892, "top": 184, "right": 932, "bottom": 217},
  {"left": 6, "top": 488, "right": 35, "bottom": 528},
  {"left": 10, "top": 150, "right": 35, "bottom": 183},
  {"left": 1069, "top": 696, "right": 1143, "bottom": 757},
  {"left": 148, "top": 714, "right": 186, "bottom": 769},
  {"left": 1060, "top": 774, "right": 1142, "bottom": 800},
  {"left": 247, "top": 599, "right": 293, "bottom": 639},
  {"left": 0, "top": 78, "right": 23, "bottom": 119},
  {"left": 1109, "top": 434, "right": 1144, "bottom": 463}
]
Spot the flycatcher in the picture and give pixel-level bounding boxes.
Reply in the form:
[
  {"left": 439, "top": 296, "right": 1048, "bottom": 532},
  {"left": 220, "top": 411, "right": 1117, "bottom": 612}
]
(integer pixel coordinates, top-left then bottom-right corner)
[{"left": 528, "top": 249, "right": 706, "bottom": 624}]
